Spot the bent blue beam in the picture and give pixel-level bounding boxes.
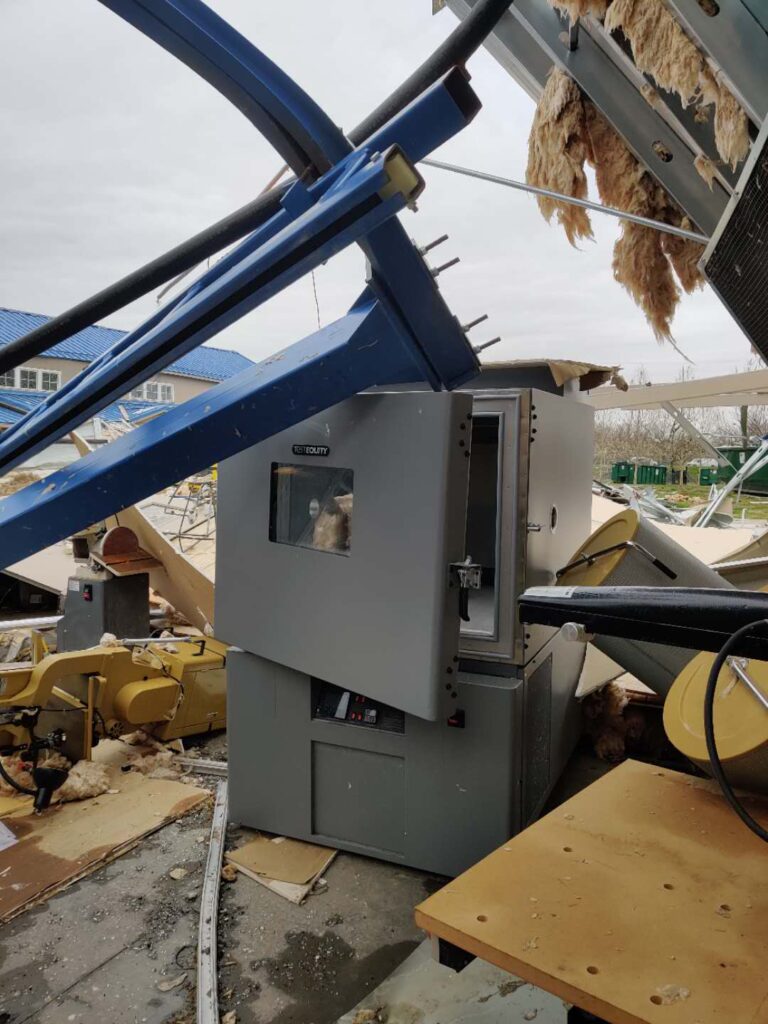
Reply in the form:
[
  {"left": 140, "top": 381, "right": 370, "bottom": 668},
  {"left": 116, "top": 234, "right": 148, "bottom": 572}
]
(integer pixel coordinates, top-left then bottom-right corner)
[
  {"left": 0, "top": 71, "right": 479, "bottom": 464},
  {"left": 97, "top": 0, "right": 350, "bottom": 175},
  {"left": 0, "top": 149, "right": 416, "bottom": 473},
  {"left": 0, "top": 296, "right": 429, "bottom": 570},
  {"left": 0, "top": 146, "right": 378, "bottom": 450}
]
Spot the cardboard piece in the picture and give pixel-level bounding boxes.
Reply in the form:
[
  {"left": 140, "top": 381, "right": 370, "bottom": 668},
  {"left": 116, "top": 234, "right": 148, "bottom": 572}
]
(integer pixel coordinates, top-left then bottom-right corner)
[
  {"left": 0, "top": 741, "right": 208, "bottom": 922},
  {"left": 226, "top": 833, "right": 335, "bottom": 884}
]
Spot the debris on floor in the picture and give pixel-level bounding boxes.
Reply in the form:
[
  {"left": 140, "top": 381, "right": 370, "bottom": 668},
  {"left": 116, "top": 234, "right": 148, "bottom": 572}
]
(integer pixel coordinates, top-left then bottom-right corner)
[
  {"left": 225, "top": 831, "right": 337, "bottom": 905},
  {"left": 0, "top": 738, "right": 210, "bottom": 923}
]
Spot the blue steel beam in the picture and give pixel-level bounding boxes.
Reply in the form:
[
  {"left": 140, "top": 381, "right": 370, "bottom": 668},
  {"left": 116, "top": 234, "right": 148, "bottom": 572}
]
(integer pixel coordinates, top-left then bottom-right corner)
[
  {"left": 0, "top": 147, "right": 421, "bottom": 472},
  {"left": 0, "top": 294, "right": 446, "bottom": 569},
  {"left": 0, "top": 71, "right": 480, "bottom": 469},
  {"left": 97, "top": 0, "right": 349, "bottom": 175},
  {"left": 0, "top": 0, "right": 481, "bottom": 558}
]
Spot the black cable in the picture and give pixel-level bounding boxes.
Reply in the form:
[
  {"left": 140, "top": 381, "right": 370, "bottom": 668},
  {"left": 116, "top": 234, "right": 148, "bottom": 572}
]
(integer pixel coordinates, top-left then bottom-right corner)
[
  {"left": 0, "top": 755, "right": 35, "bottom": 796},
  {"left": 348, "top": 0, "right": 512, "bottom": 145},
  {"left": 0, "top": 0, "right": 512, "bottom": 376},
  {"left": 704, "top": 619, "right": 768, "bottom": 843},
  {"left": 0, "top": 187, "right": 289, "bottom": 377}
]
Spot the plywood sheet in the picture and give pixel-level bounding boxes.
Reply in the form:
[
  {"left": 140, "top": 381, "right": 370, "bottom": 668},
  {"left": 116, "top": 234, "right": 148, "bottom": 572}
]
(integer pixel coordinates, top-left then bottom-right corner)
[
  {"left": 0, "top": 759, "right": 208, "bottom": 922},
  {"left": 415, "top": 761, "right": 768, "bottom": 1024}
]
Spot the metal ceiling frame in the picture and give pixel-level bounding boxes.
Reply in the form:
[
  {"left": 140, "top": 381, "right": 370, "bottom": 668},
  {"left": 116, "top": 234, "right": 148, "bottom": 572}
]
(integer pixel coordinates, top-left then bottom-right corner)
[
  {"left": 445, "top": 0, "right": 765, "bottom": 235},
  {"left": 663, "top": 0, "right": 768, "bottom": 127}
]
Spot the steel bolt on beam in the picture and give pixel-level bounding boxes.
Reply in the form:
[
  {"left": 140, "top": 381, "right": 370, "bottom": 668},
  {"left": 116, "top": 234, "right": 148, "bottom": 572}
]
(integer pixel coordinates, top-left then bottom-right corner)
[
  {"left": 420, "top": 233, "right": 450, "bottom": 254},
  {"left": 462, "top": 313, "right": 489, "bottom": 332},
  {"left": 473, "top": 336, "right": 502, "bottom": 353},
  {"left": 431, "top": 256, "right": 461, "bottom": 276}
]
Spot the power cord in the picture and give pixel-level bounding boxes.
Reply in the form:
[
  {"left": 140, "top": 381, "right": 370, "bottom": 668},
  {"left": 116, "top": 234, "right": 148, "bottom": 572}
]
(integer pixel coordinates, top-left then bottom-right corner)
[{"left": 705, "top": 619, "right": 768, "bottom": 843}]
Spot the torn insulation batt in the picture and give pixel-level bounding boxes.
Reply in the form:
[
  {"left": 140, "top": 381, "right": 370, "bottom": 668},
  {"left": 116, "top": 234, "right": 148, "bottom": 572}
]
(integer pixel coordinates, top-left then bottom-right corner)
[
  {"left": 604, "top": 0, "right": 749, "bottom": 170},
  {"left": 527, "top": 68, "right": 706, "bottom": 341}
]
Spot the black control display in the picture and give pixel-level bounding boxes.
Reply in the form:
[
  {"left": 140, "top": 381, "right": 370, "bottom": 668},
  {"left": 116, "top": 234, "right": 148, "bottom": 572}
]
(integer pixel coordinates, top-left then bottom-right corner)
[{"left": 311, "top": 680, "right": 405, "bottom": 734}]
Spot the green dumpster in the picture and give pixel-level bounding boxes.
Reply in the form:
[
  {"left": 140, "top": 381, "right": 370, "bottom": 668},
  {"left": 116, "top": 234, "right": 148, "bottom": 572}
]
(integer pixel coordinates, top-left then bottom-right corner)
[
  {"left": 699, "top": 466, "right": 718, "bottom": 486},
  {"left": 610, "top": 461, "right": 635, "bottom": 484},
  {"left": 716, "top": 447, "right": 768, "bottom": 495},
  {"left": 636, "top": 464, "right": 667, "bottom": 485}
]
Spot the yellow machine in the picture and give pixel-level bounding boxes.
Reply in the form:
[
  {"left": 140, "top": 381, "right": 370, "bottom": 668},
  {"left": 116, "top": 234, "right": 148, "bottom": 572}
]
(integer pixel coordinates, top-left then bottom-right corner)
[{"left": 0, "top": 636, "right": 227, "bottom": 807}]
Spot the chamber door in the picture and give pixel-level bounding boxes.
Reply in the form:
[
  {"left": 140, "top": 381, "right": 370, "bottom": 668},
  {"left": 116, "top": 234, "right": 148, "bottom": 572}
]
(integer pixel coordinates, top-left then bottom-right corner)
[{"left": 216, "top": 391, "right": 473, "bottom": 720}]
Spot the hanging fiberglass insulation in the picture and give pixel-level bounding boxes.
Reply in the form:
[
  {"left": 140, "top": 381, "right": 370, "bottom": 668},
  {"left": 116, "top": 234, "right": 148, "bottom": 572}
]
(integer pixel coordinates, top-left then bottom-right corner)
[
  {"left": 604, "top": 0, "right": 749, "bottom": 170},
  {"left": 525, "top": 70, "right": 594, "bottom": 246},
  {"left": 527, "top": 69, "right": 705, "bottom": 341},
  {"left": 549, "top": 0, "right": 607, "bottom": 19}
]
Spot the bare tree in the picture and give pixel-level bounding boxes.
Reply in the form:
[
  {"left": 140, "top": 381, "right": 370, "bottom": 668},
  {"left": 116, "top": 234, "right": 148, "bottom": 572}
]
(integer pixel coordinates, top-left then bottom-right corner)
[{"left": 594, "top": 365, "right": 722, "bottom": 478}]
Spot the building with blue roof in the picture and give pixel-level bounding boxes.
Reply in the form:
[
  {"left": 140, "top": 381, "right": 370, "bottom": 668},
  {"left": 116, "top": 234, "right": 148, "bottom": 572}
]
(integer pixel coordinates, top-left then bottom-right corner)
[{"left": 0, "top": 307, "right": 254, "bottom": 410}]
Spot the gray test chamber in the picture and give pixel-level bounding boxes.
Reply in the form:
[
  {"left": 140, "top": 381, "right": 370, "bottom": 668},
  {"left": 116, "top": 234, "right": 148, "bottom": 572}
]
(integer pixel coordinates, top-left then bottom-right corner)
[{"left": 216, "top": 368, "right": 594, "bottom": 876}]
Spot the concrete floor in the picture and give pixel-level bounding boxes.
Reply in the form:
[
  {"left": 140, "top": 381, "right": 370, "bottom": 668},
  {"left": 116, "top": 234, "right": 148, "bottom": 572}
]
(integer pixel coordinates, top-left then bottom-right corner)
[
  {"left": 0, "top": 729, "right": 617, "bottom": 1024},
  {"left": 0, "top": 792, "right": 441, "bottom": 1024}
]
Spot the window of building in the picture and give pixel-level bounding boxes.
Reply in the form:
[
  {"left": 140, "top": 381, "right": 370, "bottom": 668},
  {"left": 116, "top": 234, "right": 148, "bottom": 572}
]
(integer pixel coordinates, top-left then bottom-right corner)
[
  {"left": 0, "top": 367, "right": 61, "bottom": 392},
  {"left": 129, "top": 380, "right": 173, "bottom": 403}
]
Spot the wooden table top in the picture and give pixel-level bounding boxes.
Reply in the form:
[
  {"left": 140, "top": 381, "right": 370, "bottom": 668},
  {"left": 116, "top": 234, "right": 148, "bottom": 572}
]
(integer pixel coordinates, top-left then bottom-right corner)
[{"left": 415, "top": 760, "right": 768, "bottom": 1024}]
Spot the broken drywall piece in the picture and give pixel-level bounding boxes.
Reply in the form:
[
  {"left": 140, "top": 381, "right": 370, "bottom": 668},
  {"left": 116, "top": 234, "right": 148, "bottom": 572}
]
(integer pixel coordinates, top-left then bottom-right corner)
[{"left": 156, "top": 973, "right": 188, "bottom": 992}]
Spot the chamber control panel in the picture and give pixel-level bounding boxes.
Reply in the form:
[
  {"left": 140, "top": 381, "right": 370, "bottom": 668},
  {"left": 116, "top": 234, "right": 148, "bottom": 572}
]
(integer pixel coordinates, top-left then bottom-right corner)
[{"left": 312, "top": 680, "right": 405, "bottom": 733}]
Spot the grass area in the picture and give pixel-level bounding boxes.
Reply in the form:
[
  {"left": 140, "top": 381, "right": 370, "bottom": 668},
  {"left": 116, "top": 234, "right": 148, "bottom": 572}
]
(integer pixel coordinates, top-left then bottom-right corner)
[{"left": 600, "top": 480, "right": 768, "bottom": 522}]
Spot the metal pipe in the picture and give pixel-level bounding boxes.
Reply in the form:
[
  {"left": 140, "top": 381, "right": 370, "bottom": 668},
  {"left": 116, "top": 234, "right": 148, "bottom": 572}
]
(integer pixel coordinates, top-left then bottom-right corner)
[
  {"left": 177, "top": 757, "right": 228, "bottom": 777},
  {"left": 421, "top": 158, "right": 710, "bottom": 244},
  {"left": 697, "top": 439, "right": 768, "bottom": 527},
  {"left": 727, "top": 658, "right": 768, "bottom": 713},
  {"left": 0, "top": 615, "right": 60, "bottom": 632},
  {"left": 197, "top": 780, "right": 228, "bottom": 1024},
  {"left": 0, "top": 607, "right": 168, "bottom": 634},
  {"left": 119, "top": 635, "right": 199, "bottom": 646}
]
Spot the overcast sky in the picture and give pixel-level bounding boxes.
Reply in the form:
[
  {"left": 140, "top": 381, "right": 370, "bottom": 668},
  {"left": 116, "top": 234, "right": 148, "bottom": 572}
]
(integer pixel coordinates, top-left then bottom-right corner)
[{"left": 0, "top": 0, "right": 755, "bottom": 384}]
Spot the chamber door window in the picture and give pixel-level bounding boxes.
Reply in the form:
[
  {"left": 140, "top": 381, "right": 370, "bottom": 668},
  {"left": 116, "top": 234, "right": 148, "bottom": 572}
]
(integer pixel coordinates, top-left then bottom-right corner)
[
  {"left": 461, "top": 414, "right": 500, "bottom": 637},
  {"left": 270, "top": 463, "right": 354, "bottom": 555}
]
